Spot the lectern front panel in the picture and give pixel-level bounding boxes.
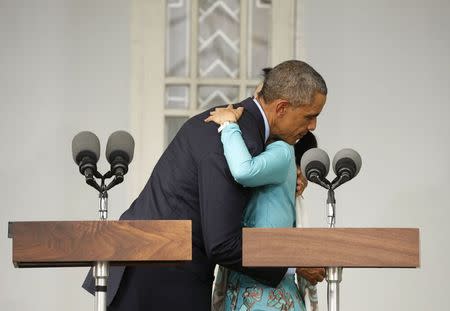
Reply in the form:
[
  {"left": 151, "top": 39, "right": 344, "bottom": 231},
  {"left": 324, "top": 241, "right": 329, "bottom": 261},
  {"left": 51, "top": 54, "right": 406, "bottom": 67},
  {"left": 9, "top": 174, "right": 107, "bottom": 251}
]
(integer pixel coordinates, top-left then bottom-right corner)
[
  {"left": 9, "top": 220, "right": 192, "bottom": 267},
  {"left": 243, "top": 228, "right": 420, "bottom": 268}
]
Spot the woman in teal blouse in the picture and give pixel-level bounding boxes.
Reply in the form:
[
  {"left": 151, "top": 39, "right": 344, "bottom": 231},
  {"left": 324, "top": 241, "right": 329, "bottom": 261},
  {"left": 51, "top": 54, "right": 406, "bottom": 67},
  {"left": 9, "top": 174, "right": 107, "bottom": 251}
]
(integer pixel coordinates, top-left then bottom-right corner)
[{"left": 206, "top": 104, "right": 313, "bottom": 311}]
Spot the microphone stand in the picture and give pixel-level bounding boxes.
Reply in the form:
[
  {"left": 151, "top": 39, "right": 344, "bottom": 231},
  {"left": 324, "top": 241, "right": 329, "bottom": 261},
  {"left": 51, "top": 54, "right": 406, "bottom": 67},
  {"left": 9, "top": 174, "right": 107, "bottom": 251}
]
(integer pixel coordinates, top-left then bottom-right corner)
[
  {"left": 326, "top": 188, "right": 342, "bottom": 311},
  {"left": 84, "top": 171, "right": 123, "bottom": 311},
  {"left": 93, "top": 177, "right": 109, "bottom": 311}
]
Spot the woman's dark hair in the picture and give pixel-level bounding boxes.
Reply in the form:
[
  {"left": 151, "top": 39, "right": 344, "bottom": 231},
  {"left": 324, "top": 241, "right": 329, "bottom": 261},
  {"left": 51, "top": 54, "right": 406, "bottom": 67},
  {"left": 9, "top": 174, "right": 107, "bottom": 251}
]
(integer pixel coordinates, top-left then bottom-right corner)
[
  {"left": 262, "top": 67, "right": 272, "bottom": 78},
  {"left": 294, "top": 132, "right": 317, "bottom": 166}
]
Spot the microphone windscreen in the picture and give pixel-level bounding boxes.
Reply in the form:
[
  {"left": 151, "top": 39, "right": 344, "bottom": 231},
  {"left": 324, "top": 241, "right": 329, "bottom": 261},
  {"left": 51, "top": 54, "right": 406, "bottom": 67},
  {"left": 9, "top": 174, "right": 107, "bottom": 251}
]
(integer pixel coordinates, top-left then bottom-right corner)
[
  {"left": 300, "top": 148, "right": 330, "bottom": 177},
  {"left": 106, "top": 131, "right": 135, "bottom": 163},
  {"left": 332, "top": 148, "right": 362, "bottom": 176},
  {"left": 72, "top": 131, "right": 100, "bottom": 164}
]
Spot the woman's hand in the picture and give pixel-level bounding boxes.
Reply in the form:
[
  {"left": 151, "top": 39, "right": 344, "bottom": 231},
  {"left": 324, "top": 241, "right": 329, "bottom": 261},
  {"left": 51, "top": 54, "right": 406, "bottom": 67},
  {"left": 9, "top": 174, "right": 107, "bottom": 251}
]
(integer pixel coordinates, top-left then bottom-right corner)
[
  {"left": 296, "top": 169, "right": 308, "bottom": 197},
  {"left": 204, "top": 104, "right": 244, "bottom": 125},
  {"left": 296, "top": 268, "right": 326, "bottom": 285}
]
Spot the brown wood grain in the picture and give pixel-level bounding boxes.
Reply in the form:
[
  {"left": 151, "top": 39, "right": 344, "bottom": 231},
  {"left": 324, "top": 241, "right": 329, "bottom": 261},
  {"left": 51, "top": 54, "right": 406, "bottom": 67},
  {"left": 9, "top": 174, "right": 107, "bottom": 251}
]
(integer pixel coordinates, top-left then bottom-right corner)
[
  {"left": 243, "top": 228, "right": 420, "bottom": 268},
  {"left": 9, "top": 220, "right": 191, "bottom": 268}
]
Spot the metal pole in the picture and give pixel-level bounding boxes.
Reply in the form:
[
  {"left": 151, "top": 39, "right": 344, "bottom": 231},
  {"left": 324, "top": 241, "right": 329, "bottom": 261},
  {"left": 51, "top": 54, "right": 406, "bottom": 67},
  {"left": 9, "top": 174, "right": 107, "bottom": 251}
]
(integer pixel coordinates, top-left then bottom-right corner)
[
  {"left": 94, "top": 261, "right": 109, "bottom": 311},
  {"left": 326, "top": 189, "right": 342, "bottom": 311},
  {"left": 327, "top": 201, "right": 336, "bottom": 228},
  {"left": 327, "top": 189, "right": 336, "bottom": 228},
  {"left": 94, "top": 187, "right": 109, "bottom": 311},
  {"left": 99, "top": 190, "right": 108, "bottom": 220},
  {"left": 326, "top": 267, "right": 342, "bottom": 311}
]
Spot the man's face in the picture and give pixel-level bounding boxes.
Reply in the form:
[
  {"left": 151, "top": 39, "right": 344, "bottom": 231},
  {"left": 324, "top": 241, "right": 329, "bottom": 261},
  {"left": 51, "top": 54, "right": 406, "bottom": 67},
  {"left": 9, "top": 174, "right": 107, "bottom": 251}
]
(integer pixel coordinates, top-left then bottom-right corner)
[{"left": 272, "top": 93, "right": 326, "bottom": 145}]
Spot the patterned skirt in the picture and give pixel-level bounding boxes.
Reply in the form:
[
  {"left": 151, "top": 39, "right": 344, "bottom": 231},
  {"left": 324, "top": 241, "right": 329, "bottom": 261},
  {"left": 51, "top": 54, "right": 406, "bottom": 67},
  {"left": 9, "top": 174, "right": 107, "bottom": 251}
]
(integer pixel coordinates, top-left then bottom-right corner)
[{"left": 223, "top": 271, "right": 306, "bottom": 311}]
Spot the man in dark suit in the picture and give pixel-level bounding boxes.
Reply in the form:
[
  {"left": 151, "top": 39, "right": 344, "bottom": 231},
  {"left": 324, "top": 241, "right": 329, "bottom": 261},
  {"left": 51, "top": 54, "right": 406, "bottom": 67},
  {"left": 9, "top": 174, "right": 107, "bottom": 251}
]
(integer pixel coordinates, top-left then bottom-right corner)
[{"left": 83, "top": 60, "right": 328, "bottom": 310}]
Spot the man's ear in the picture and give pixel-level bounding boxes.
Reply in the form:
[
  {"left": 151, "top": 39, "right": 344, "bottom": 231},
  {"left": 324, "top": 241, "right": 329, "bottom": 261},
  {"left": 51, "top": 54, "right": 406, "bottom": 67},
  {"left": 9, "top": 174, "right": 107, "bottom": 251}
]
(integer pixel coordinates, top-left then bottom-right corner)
[{"left": 274, "top": 100, "right": 290, "bottom": 117}]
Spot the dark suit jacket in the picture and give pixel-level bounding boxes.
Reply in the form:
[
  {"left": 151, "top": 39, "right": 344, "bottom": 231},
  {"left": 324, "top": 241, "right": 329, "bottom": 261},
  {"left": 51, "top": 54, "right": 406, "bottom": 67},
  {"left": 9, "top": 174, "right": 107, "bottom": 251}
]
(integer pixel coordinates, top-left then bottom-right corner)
[{"left": 83, "top": 97, "right": 287, "bottom": 309}]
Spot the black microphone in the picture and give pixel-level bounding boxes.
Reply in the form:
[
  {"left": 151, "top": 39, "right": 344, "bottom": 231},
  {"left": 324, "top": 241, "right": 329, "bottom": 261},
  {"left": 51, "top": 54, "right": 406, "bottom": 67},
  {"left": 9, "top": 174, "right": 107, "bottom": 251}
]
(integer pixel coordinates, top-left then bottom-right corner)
[
  {"left": 105, "top": 131, "right": 135, "bottom": 179},
  {"left": 300, "top": 148, "right": 331, "bottom": 189},
  {"left": 72, "top": 131, "right": 101, "bottom": 180},
  {"left": 331, "top": 148, "right": 362, "bottom": 190}
]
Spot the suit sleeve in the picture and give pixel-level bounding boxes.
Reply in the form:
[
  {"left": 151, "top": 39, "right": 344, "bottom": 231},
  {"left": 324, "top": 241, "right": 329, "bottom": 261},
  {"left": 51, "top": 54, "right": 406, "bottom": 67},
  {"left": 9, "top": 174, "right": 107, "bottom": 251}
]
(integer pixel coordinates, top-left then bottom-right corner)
[
  {"left": 221, "top": 123, "right": 292, "bottom": 187},
  {"left": 198, "top": 151, "right": 287, "bottom": 287}
]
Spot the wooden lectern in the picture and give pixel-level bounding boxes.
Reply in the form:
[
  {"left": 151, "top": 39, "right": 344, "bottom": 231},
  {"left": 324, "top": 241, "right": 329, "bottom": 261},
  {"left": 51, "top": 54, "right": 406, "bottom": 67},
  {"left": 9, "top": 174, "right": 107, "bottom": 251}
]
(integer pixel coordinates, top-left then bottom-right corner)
[
  {"left": 243, "top": 228, "right": 420, "bottom": 310},
  {"left": 8, "top": 220, "right": 191, "bottom": 309}
]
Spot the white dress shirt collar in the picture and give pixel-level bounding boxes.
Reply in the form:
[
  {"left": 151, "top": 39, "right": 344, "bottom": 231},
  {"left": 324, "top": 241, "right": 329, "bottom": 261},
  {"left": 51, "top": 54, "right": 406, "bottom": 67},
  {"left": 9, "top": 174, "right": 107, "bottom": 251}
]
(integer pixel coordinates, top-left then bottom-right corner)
[{"left": 252, "top": 97, "right": 270, "bottom": 143}]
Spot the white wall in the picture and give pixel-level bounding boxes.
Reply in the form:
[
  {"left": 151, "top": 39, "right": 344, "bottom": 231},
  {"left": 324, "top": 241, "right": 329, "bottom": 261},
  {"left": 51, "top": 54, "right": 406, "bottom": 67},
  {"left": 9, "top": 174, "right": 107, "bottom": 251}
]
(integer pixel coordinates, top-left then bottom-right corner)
[
  {"left": 299, "top": 0, "right": 450, "bottom": 309},
  {"left": 1, "top": 0, "right": 449, "bottom": 310},
  {"left": 0, "top": 1, "right": 130, "bottom": 310}
]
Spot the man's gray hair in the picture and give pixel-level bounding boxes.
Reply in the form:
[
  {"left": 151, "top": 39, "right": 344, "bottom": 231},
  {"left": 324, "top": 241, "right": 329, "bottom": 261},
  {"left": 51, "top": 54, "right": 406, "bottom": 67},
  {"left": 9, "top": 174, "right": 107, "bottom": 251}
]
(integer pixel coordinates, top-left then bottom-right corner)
[{"left": 259, "top": 60, "right": 327, "bottom": 107}]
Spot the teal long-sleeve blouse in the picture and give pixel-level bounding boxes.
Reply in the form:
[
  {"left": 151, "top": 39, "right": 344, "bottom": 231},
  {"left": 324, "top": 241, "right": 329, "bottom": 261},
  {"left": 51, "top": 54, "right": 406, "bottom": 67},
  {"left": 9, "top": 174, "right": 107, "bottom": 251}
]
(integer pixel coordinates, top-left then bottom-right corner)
[{"left": 221, "top": 123, "right": 297, "bottom": 228}]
